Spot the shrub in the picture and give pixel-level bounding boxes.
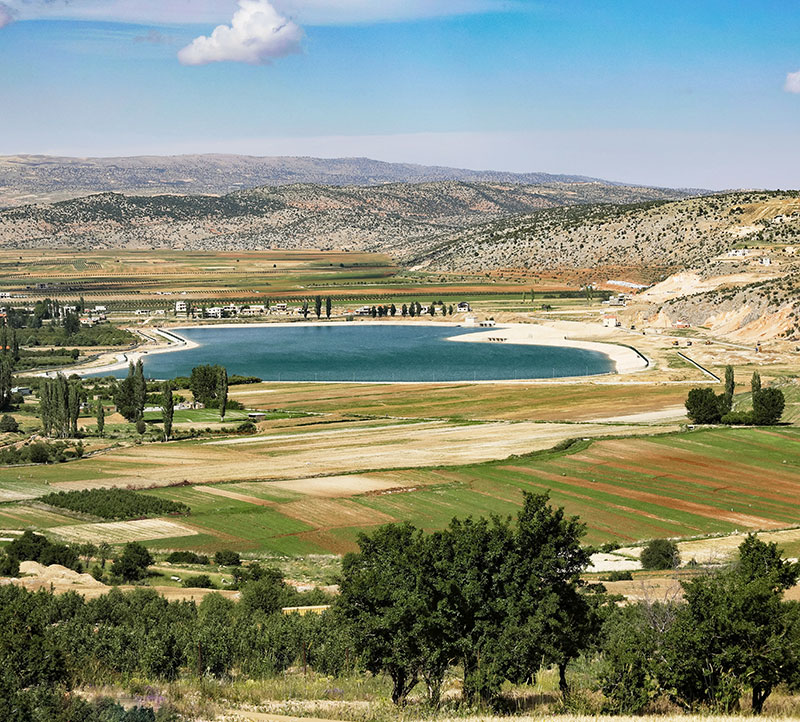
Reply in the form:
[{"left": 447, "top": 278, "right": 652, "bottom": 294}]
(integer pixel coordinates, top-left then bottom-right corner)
[
  {"left": 182, "top": 574, "right": 216, "bottom": 589},
  {"left": 601, "top": 570, "right": 634, "bottom": 581},
  {"left": 0, "top": 414, "right": 19, "bottom": 433},
  {"left": 237, "top": 421, "right": 256, "bottom": 434},
  {"left": 135, "top": 418, "right": 147, "bottom": 435},
  {"left": 720, "top": 411, "right": 753, "bottom": 425},
  {"left": 28, "top": 442, "right": 51, "bottom": 464},
  {"left": 214, "top": 550, "right": 241, "bottom": 566},
  {"left": 640, "top": 538, "right": 680, "bottom": 570}
]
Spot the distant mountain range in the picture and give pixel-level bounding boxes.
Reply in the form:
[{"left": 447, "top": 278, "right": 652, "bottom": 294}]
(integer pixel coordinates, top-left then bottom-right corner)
[
  {"left": 0, "top": 179, "right": 694, "bottom": 255},
  {"left": 0, "top": 153, "right": 673, "bottom": 207}
]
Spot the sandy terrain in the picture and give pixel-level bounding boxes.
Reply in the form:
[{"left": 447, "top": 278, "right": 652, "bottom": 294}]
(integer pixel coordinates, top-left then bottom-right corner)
[{"left": 447, "top": 321, "right": 650, "bottom": 374}]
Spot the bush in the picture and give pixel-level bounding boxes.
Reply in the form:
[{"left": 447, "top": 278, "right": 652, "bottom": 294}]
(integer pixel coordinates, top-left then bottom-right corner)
[
  {"left": 135, "top": 418, "right": 147, "bottom": 435},
  {"left": 640, "top": 538, "right": 680, "bottom": 570},
  {"left": 182, "top": 574, "right": 216, "bottom": 589},
  {"left": 720, "top": 411, "right": 753, "bottom": 425},
  {"left": 237, "top": 421, "right": 256, "bottom": 434},
  {"left": 28, "top": 442, "right": 51, "bottom": 464},
  {"left": 214, "top": 550, "right": 241, "bottom": 566},
  {"left": 166, "top": 551, "right": 209, "bottom": 565},
  {"left": 0, "top": 414, "right": 19, "bottom": 433},
  {"left": 601, "top": 570, "right": 634, "bottom": 581}
]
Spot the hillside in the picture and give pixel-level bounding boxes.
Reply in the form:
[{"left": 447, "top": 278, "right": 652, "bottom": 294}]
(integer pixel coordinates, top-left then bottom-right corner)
[
  {"left": 406, "top": 191, "right": 800, "bottom": 275},
  {"left": 0, "top": 180, "right": 690, "bottom": 252},
  {"left": 0, "top": 154, "right": 625, "bottom": 207}
]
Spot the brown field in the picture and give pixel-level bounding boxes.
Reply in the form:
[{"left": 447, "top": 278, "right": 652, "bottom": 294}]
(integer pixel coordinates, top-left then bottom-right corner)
[
  {"left": 230, "top": 381, "right": 691, "bottom": 422},
  {"left": 32, "top": 419, "right": 675, "bottom": 492}
]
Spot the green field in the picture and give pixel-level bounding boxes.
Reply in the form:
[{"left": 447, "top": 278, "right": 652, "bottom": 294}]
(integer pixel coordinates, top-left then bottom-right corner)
[{"left": 101, "top": 426, "right": 800, "bottom": 554}]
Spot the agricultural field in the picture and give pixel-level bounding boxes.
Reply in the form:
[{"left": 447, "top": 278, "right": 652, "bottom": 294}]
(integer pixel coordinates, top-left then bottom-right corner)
[
  {"left": 4, "top": 426, "right": 798, "bottom": 554},
  {"left": 0, "top": 249, "right": 570, "bottom": 308}
]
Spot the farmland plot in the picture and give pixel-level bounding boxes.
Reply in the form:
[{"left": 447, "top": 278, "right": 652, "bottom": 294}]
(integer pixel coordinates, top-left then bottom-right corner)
[{"left": 49, "top": 519, "right": 198, "bottom": 544}]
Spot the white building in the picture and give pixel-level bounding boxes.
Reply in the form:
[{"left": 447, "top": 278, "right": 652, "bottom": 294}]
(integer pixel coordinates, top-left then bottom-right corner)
[
  {"left": 175, "top": 300, "right": 188, "bottom": 314},
  {"left": 603, "top": 314, "right": 620, "bottom": 328}
]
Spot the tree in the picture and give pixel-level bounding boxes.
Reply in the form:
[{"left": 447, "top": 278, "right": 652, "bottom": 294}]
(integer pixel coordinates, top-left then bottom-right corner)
[
  {"left": 339, "top": 523, "right": 427, "bottom": 705},
  {"left": 325, "top": 296, "right": 332, "bottom": 319},
  {"left": 302, "top": 301, "right": 309, "bottom": 319},
  {"left": 685, "top": 387, "right": 722, "bottom": 424},
  {"left": 216, "top": 366, "right": 228, "bottom": 421},
  {"left": 660, "top": 537, "right": 800, "bottom": 713},
  {"left": 751, "top": 370, "right": 762, "bottom": 398},
  {"left": 67, "top": 379, "right": 81, "bottom": 437},
  {"left": 111, "top": 542, "right": 153, "bottom": 582},
  {"left": 314, "top": 295, "right": 322, "bottom": 319},
  {"left": 162, "top": 381, "right": 174, "bottom": 441},
  {"left": 114, "top": 363, "right": 139, "bottom": 422},
  {"left": 721, "top": 365, "right": 735, "bottom": 414},
  {"left": 752, "top": 387, "right": 785, "bottom": 425},
  {"left": 96, "top": 400, "right": 105, "bottom": 436},
  {"left": 0, "top": 355, "right": 13, "bottom": 410},
  {"left": 133, "top": 359, "right": 146, "bottom": 421},
  {"left": 401, "top": 304, "right": 408, "bottom": 317},
  {"left": 0, "top": 414, "right": 19, "bottom": 433},
  {"left": 189, "top": 364, "right": 221, "bottom": 406},
  {"left": 640, "top": 539, "right": 680, "bottom": 570}
]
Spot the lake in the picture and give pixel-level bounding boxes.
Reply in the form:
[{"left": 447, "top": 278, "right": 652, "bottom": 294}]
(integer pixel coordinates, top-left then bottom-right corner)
[{"left": 108, "top": 324, "right": 616, "bottom": 382}]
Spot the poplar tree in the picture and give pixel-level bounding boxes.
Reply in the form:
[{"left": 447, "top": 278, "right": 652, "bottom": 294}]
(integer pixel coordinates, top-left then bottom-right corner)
[
  {"left": 722, "top": 365, "right": 735, "bottom": 414},
  {"left": 96, "top": 400, "right": 105, "bottom": 437},
  {"left": 162, "top": 381, "right": 174, "bottom": 441},
  {"left": 315, "top": 295, "right": 322, "bottom": 319},
  {"left": 68, "top": 380, "right": 81, "bottom": 437},
  {"left": 325, "top": 296, "right": 332, "bottom": 319},
  {"left": 133, "top": 359, "right": 146, "bottom": 421},
  {"left": 216, "top": 366, "right": 228, "bottom": 421}
]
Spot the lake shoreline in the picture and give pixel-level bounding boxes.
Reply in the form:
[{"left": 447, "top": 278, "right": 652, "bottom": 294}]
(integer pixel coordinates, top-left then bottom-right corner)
[{"left": 69, "top": 318, "right": 648, "bottom": 382}]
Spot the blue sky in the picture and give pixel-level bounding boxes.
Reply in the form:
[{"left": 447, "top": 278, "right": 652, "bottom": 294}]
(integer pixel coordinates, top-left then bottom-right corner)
[{"left": 0, "top": 0, "right": 797, "bottom": 189}]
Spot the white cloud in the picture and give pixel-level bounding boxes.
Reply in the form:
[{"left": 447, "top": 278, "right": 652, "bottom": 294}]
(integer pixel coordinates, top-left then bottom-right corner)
[
  {"left": 0, "top": 2, "right": 14, "bottom": 28},
  {"left": 785, "top": 70, "right": 800, "bottom": 94},
  {"left": 178, "top": 0, "right": 302, "bottom": 66}
]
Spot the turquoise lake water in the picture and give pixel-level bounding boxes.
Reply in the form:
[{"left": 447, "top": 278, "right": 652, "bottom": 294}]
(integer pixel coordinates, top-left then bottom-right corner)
[{"left": 105, "top": 325, "right": 616, "bottom": 382}]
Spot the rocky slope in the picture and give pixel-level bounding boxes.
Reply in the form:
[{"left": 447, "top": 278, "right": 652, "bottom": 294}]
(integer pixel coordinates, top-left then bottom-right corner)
[
  {"left": 407, "top": 191, "right": 800, "bottom": 276},
  {"left": 0, "top": 180, "right": 691, "bottom": 252}
]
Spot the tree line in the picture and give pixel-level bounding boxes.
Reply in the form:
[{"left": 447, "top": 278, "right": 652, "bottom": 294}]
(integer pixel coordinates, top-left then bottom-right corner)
[
  {"left": 686, "top": 366, "right": 785, "bottom": 425},
  {"left": 2, "top": 497, "right": 798, "bottom": 716}
]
